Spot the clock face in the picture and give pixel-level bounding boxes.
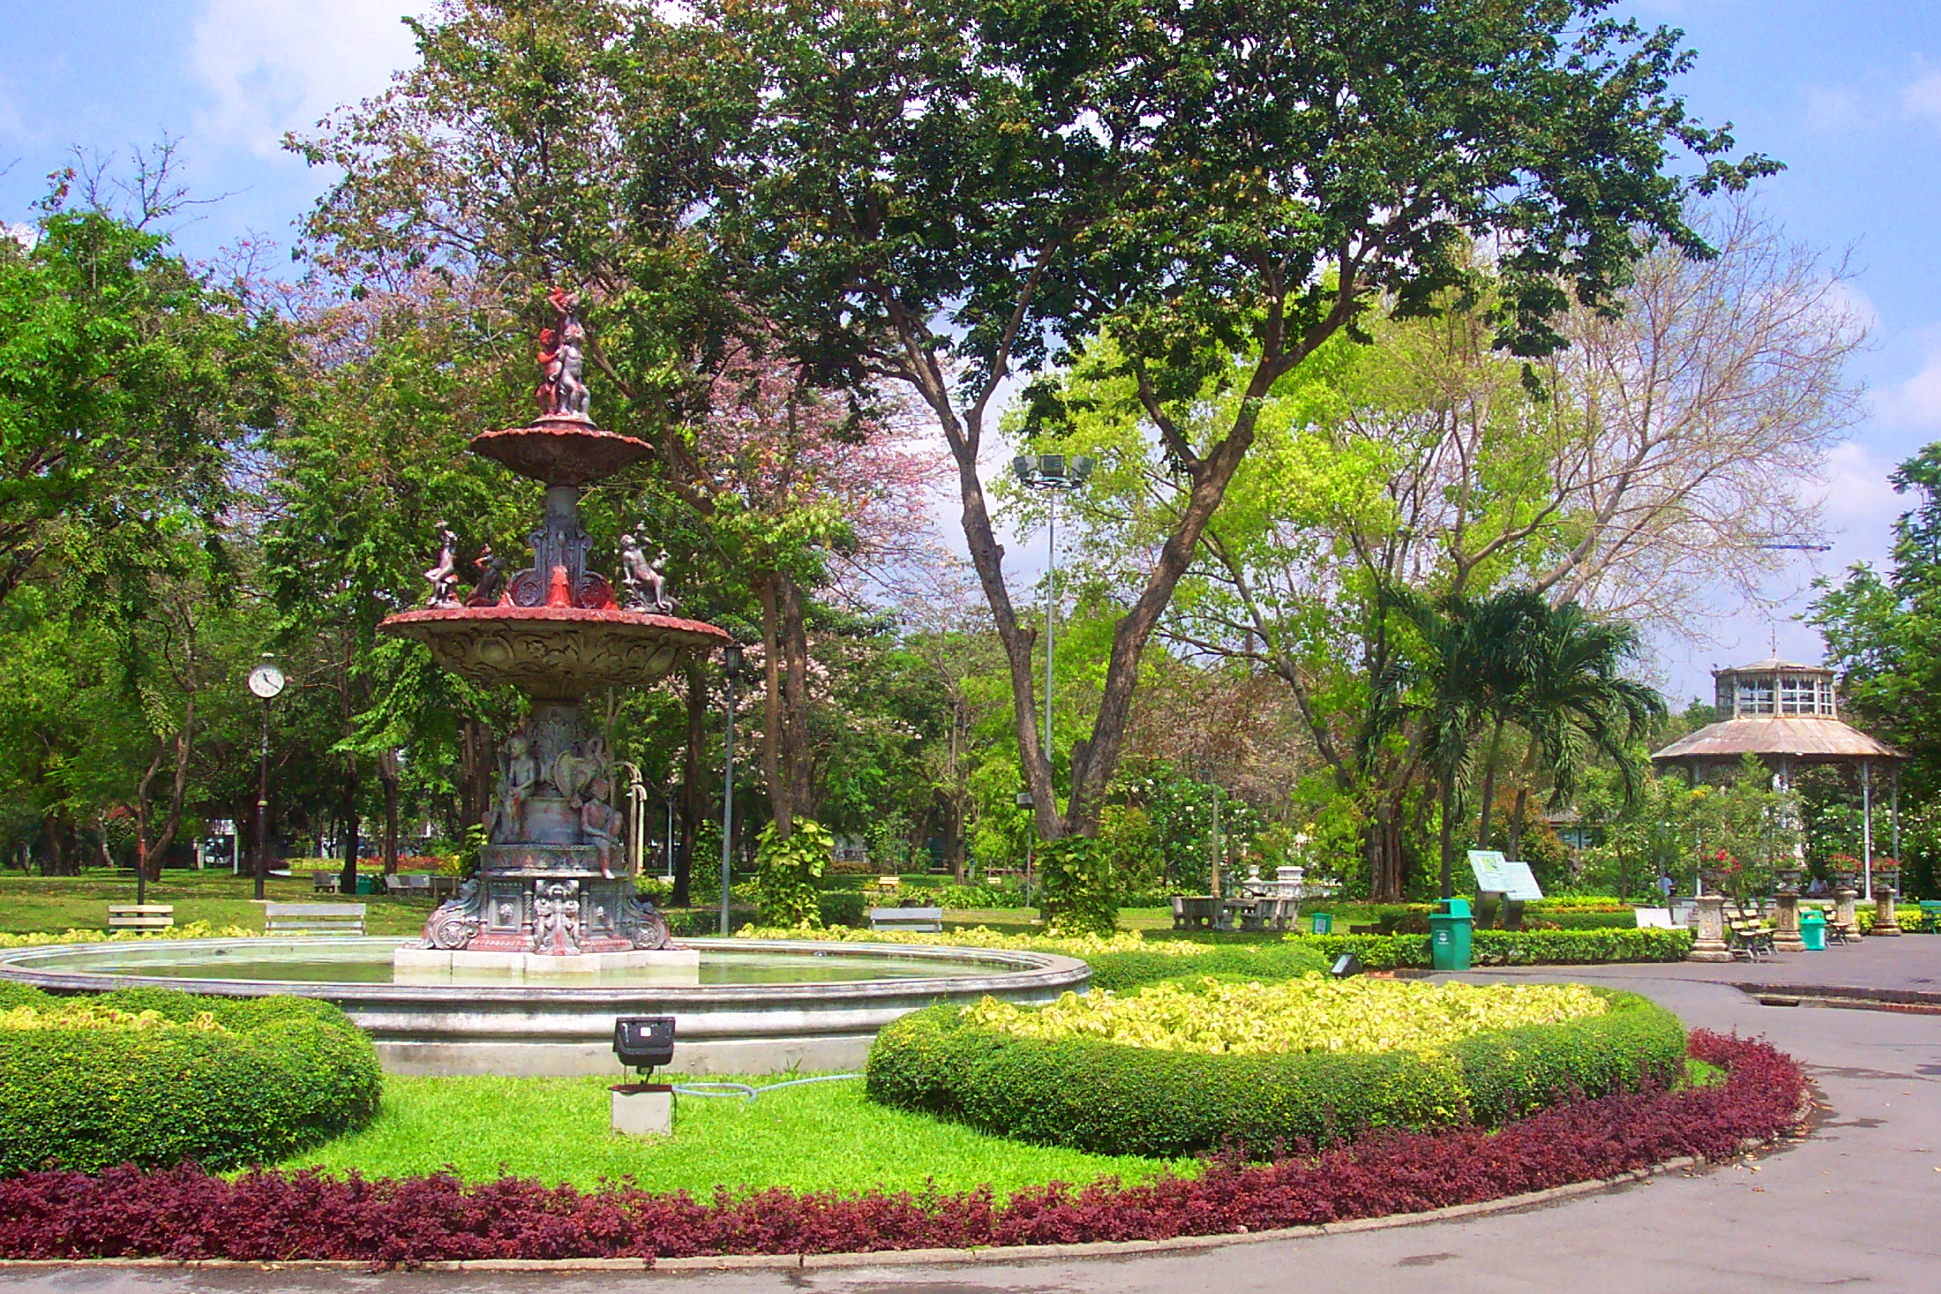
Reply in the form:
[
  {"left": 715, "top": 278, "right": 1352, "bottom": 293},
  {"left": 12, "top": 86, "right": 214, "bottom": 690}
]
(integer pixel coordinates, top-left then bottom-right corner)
[{"left": 247, "top": 663, "right": 286, "bottom": 699}]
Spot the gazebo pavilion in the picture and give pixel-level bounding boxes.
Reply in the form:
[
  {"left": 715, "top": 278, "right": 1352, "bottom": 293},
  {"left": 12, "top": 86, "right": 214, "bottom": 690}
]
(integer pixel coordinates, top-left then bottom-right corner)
[{"left": 1651, "top": 658, "right": 1905, "bottom": 900}]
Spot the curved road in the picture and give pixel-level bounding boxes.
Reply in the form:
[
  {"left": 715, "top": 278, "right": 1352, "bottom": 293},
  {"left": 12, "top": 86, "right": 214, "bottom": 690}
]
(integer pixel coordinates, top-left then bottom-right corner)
[{"left": 5, "top": 942, "right": 1940, "bottom": 1293}]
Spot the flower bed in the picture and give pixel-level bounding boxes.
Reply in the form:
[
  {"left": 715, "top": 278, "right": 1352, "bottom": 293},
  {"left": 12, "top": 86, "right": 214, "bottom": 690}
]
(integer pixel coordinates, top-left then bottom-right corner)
[
  {"left": 0, "top": 985, "right": 381, "bottom": 1175},
  {"left": 961, "top": 978, "right": 1611, "bottom": 1055},
  {"left": 0, "top": 1032, "right": 1802, "bottom": 1265},
  {"left": 867, "top": 984, "right": 1683, "bottom": 1156}
]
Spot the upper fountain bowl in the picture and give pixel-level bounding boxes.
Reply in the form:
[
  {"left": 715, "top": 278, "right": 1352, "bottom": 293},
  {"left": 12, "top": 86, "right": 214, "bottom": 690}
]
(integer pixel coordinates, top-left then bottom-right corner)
[
  {"left": 382, "top": 605, "right": 730, "bottom": 701},
  {"left": 470, "top": 417, "right": 654, "bottom": 486}
]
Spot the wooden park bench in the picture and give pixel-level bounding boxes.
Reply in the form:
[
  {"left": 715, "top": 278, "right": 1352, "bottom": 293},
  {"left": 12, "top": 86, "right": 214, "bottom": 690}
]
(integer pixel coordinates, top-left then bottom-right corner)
[
  {"left": 264, "top": 902, "right": 366, "bottom": 936},
  {"left": 106, "top": 904, "right": 174, "bottom": 932},
  {"left": 311, "top": 871, "right": 338, "bottom": 893},
  {"left": 867, "top": 906, "right": 944, "bottom": 933}
]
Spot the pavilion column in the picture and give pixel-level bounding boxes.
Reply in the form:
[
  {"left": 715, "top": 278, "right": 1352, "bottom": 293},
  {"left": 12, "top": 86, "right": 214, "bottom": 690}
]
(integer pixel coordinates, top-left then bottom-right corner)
[{"left": 1862, "top": 759, "right": 1875, "bottom": 902}]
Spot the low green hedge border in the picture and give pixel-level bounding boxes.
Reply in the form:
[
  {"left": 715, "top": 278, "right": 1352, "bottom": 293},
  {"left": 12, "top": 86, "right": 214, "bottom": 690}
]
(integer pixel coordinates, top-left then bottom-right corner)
[
  {"left": 1291, "top": 927, "right": 1693, "bottom": 969},
  {"left": 1085, "top": 942, "right": 1330, "bottom": 992},
  {"left": 867, "top": 988, "right": 1682, "bottom": 1158},
  {"left": 0, "top": 985, "right": 381, "bottom": 1176}
]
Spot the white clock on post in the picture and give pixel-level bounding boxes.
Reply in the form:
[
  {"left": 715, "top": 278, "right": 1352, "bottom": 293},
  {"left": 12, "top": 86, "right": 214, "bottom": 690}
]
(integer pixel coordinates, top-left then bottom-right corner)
[{"left": 247, "top": 657, "right": 284, "bottom": 898}]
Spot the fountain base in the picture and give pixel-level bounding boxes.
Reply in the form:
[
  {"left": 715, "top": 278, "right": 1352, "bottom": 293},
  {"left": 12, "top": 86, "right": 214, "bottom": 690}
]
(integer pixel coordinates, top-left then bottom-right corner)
[{"left": 394, "top": 945, "right": 701, "bottom": 983}]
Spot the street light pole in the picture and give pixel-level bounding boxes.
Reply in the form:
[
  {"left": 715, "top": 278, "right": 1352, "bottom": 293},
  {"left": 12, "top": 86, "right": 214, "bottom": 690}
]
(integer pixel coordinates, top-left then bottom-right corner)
[
  {"left": 720, "top": 642, "right": 746, "bottom": 936},
  {"left": 1011, "top": 453, "right": 1095, "bottom": 774}
]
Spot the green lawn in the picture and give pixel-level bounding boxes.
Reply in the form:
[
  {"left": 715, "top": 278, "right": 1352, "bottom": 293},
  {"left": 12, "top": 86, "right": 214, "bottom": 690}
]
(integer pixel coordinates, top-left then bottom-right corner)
[
  {"left": 279, "top": 1072, "right": 1191, "bottom": 1197},
  {"left": 0, "top": 869, "right": 433, "bottom": 937}
]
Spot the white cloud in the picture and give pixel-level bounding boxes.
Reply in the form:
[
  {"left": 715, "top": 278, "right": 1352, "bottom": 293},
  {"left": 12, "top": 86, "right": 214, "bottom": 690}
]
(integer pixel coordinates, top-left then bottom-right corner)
[
  {"left": 189, "top": 1, "right": 427, "bottom": 159},
  {"left": 1902, "top": 69, "right": 1941, "bottom": 127},
  {"left": 1814, "top": 440, "right": 1902, "bottom": 530},
  {"left": 5, "top": 222, "right": 36, "bottom": 250},
  {"left": 1879, "top": 334, "right": 1941, "bottom": 431}
]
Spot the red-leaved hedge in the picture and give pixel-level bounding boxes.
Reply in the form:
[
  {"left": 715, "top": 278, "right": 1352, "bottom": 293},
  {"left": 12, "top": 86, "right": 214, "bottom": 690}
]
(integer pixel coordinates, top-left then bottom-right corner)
[{"left": 0, "top": 1032, "right": 1803, "bottom": 1266}]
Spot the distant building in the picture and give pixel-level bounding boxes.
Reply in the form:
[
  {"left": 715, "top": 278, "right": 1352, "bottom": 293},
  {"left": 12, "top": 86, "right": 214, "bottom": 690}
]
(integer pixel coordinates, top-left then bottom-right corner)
[{"left": 1650, "top": 658, "right": 1903, "bottom": 895}]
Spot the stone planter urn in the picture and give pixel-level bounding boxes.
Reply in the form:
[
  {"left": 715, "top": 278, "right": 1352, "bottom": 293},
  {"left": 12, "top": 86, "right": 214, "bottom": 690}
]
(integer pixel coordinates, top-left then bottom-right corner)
[
  {"left": 1775, "top": 867, "right": 1804, "bottom": 895},
  {"left": 1772, "top": 886, "right": 1805, "bottom": 953},
  {"left": 1874, "top": 868, "right": 1903, "bottom": 937}
]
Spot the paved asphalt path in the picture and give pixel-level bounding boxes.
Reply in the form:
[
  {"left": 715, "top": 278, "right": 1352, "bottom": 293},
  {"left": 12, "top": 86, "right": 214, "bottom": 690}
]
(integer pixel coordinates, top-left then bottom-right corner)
[{"left": 5, "top": 942, "right": 1940, "bottom": 1294}]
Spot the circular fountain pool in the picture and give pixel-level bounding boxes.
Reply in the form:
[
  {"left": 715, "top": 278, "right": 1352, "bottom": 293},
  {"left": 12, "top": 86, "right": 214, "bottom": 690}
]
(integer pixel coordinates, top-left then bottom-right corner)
[{"left": 0, "top": 937, "right": 1088, "bottom": 1077}]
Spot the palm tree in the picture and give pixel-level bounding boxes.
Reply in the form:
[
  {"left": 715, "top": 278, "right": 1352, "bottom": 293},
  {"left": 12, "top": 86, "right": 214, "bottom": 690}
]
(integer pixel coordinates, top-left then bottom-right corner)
[
  {"left": 1385, "top": 587, "right": 1543, "bottom": 899},
  {"left": 1500, "top": 601, "right": 1665, "bottom": 859}
]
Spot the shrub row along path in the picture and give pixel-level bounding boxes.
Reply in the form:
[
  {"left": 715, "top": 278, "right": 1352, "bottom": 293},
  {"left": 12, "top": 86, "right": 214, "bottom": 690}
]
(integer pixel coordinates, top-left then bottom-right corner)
[{"left": 4, "top": 940, "right": 1940, "bottom": 1293}]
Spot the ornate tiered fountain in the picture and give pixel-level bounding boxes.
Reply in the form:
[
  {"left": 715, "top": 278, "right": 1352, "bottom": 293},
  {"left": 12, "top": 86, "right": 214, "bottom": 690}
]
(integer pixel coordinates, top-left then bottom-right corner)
[
  {"left": 383, "top": 290, "right": 729, "bottom": 977},
  {"left": 0, "top": 290, "right": 1093, "bottom": 1075}
]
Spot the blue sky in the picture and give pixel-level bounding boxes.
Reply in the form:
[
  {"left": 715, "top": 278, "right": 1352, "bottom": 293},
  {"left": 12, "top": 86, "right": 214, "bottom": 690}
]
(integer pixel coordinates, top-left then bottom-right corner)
[{"left": 4, "top": 2, "right": 1940, "bottom": 701}]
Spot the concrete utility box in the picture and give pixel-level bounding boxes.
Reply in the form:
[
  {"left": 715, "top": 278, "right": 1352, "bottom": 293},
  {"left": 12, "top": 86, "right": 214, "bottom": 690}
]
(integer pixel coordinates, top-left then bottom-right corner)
[{"left": 611, "top": 1083, "right": 675, "bottom": 1136}]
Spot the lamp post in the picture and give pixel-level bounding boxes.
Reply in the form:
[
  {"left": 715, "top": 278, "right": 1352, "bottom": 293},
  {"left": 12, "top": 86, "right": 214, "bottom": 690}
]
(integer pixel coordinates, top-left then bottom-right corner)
[
  {"left": 720, "top": 642, "right": 749, "bottom": 936},
  {"left": 1011, "top": 453, "right": 1094, "bottom": 774},
  {"left": 245, "top": 656, "right": 286, "bottom": 901}
]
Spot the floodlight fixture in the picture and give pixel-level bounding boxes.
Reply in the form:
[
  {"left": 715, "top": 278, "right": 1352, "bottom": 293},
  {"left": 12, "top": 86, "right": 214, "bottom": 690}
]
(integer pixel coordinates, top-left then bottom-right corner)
[{"left": 614, "top": 1015, "right": 677, "bottom": 1078}]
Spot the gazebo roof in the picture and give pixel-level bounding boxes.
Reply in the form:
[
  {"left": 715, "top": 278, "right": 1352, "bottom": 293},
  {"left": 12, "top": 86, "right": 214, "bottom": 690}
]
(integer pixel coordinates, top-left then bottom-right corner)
[
  {"left": 1716, "top": 657, "right": 1832, "bottom": 676},
  {"left": 1651, "top": 715, "right": 1903, "bottom": 765}
]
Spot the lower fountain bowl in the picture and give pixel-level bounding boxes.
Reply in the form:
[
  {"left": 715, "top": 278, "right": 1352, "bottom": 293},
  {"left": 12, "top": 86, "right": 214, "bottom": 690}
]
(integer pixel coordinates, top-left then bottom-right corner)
[{"left": 0, "top": 936, "right": 1089, "bottom": 1076}]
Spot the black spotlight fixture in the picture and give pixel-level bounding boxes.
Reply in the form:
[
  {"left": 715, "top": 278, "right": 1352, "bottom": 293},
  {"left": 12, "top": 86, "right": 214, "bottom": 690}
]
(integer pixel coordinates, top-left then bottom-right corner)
[
  {"left": 613, "top": 1015, "right": 676, "bottom": 1079},
  {"left": 1329, "top": 951, "right": 1363, "bottom": 979}
]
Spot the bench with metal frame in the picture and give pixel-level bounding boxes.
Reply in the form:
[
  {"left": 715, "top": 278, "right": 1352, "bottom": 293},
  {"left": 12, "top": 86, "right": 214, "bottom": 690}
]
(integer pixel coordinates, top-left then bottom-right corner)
[
  {"left": 264, "top": 902, "right": 367, "bottom": 936},
  {"left": 867, "top": 906, "right": 944, "bottom": 933},
  {"left": 106, "top": 904, "right": 174, "bottom": 932},
  {"left": 1722, "top": 904, "right": 1775, "bottom": 960}
]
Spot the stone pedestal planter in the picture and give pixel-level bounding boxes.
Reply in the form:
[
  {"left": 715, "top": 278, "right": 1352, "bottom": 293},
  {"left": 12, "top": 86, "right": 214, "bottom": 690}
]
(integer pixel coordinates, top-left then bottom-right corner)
[
  {"left": 1772, "top": 891, "right": 1805, "bottom": 953},
  {"left": 1874, "top": 869, "right": 1903, "bottom": 937},
  {"left": 1836, "top": 886, "right": 1859, "bottom": 935},
  {"left": 1689, "top": 894, "right": 1733, "bottom": 963}
]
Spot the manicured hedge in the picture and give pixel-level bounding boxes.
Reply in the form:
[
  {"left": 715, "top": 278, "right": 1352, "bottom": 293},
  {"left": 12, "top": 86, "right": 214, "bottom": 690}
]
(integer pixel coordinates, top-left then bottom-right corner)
[
  {"left": 865, "top": 988, "right": 1681, "bottom": 1157},
  {"left": 1084, "top": 941, "right": 1330, "bottom": 992},
  {"left": 0, "top": 985, "right": 380, "bottom": 1176},
  {"left": 1293, "top": 927, "right": 1693, "bottom": 969}
]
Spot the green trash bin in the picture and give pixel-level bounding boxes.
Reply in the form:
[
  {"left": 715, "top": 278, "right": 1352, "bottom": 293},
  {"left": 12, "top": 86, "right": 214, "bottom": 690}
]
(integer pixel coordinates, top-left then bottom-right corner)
[
  {"left": 1799, "top": 909, "right": 1827, "bottom": 952},
  {"left": 1429, "top": 897, "right": 1473, "bottom": 971},
  {"left": 1310, "top": 911, "right": 1332, "bottom": 935}
]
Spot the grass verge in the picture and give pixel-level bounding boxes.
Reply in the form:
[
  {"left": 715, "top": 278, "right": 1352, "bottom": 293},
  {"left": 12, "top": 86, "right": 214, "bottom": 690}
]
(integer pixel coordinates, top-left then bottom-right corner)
[{"left": 278, "top": 1071, "right": 1192, "bottom": 1197}]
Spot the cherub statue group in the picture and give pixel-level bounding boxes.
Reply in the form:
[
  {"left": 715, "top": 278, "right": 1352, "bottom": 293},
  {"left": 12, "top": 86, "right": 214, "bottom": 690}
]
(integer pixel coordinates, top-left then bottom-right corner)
[{"left": 535, "top": 287, "right": 590, "bottom": 420}]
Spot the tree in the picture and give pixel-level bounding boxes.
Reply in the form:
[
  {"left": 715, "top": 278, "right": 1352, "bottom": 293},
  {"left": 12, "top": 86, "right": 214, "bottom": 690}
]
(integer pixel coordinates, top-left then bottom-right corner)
[
  {"left": 1811, "top": 442, "right": 1941, "bottom": 801},
  {"left": 0, "top": 204, "right": 281, "bottom": 603},
  {"left": 1386, "top": 588, "right": 1539, "bottom": 898},
  {"left": 712, "top": 0, "right": 1774, "bottom": 848},
  {"left": 295, "top": 0, "right": 943, "bottom": 849},
  {"left": 1483, "top": 600, "right": 1665, "bottom": 861},
  {"left": 1038, "top": 203, "right": 1858, "bottom": 896}
]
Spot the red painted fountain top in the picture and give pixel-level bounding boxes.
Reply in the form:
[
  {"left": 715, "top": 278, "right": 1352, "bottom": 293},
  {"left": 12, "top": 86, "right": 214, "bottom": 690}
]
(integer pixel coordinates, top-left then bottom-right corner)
[{"left": 378, "top": 286, "right": 730, "bottom": 697}]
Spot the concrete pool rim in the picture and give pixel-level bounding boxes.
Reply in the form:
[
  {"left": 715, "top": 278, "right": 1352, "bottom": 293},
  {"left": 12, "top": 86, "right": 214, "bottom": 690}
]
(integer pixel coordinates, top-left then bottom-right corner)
[{"left": 0, "top": 935, "right": 1092, "bottom": 1076}]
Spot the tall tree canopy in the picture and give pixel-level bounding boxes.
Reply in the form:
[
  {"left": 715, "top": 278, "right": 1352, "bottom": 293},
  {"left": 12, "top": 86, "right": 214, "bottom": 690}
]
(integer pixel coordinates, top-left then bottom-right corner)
[{"left": 708, "top": 0, "right": 1776, "bottom": 841}]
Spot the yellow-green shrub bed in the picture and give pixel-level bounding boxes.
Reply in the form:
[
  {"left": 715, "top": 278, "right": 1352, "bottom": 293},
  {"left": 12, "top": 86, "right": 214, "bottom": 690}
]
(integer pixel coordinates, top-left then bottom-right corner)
[
  {"left": 868, "top": 977, "right": 1684, "bottom": 1157},
  {"left": 962, "top": 978, "right": 1610, "bottom": 1055}
]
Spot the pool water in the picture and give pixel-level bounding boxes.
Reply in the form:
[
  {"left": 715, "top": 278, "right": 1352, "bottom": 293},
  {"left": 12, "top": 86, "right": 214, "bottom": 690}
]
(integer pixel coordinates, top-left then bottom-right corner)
[{"left": 7, "top": 939, "right": 993, "bottom": 987}]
